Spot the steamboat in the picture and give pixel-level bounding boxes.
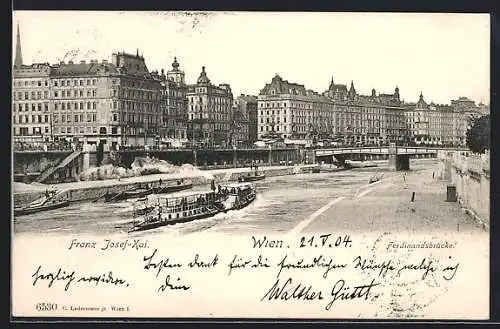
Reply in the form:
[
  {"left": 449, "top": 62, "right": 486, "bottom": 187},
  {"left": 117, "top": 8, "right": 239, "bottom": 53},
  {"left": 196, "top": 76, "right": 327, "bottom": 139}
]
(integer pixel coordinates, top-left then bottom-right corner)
[
  {"left": 129, "top": 182, "right": 257, "bottom": 232},
  {"left": 129, "top": 190, "right": 220, "bottom": 232},
  {"left": 218, "top": 182, "right": 257, "bottom": 211}
]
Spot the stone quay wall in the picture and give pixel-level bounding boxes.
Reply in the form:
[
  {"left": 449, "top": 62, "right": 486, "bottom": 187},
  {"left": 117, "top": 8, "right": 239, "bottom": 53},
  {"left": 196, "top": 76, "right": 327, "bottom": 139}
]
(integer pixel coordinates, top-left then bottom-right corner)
[
  {"left": 13, "top": 164, "right": 318, "bottom": 205},
  {"left": 437, "top": 150, "right": 490, "bottom": 226}
]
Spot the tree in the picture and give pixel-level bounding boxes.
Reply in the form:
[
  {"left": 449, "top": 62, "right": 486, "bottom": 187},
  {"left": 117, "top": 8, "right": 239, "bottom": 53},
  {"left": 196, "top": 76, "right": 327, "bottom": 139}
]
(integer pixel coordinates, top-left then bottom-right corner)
[{"left": 466, "top": 114, "right": 490, "bottom": 153}]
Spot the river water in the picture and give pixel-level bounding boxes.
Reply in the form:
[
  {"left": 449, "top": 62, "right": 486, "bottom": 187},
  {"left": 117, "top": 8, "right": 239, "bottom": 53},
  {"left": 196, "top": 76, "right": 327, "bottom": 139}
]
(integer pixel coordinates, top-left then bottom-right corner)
[{"left": 13, "top": 162, "right": 438, "bottom": 237}]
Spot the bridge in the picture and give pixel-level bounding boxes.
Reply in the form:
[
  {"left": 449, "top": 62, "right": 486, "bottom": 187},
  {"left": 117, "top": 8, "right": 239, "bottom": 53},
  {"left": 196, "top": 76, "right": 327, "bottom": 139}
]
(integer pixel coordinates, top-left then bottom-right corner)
[{"left": 315, "top": 146, "right": 468, "bottom": 170}]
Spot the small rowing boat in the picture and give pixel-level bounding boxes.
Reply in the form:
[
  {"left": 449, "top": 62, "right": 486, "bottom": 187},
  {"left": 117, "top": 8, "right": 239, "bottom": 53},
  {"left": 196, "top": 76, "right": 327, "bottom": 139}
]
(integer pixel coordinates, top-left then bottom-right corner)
[
  {"left": 238, "top": 172, "right": 265, "bottom": 182},
  {"left": 14, "top": 193, "right": 70, "bottom": 216}
]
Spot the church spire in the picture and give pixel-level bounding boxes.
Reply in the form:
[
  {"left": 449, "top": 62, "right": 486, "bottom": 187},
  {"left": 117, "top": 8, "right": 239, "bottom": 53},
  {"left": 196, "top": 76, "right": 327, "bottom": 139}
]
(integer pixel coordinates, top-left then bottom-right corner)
[{"left": 14, "top": 21, "right": 23, "bottom": 68}]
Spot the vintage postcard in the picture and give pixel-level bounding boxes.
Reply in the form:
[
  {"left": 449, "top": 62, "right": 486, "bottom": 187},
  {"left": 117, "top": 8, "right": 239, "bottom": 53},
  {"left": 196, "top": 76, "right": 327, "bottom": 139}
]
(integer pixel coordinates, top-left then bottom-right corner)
[{"left": 11, "top": 11, "right": 490, "bottom": 320}]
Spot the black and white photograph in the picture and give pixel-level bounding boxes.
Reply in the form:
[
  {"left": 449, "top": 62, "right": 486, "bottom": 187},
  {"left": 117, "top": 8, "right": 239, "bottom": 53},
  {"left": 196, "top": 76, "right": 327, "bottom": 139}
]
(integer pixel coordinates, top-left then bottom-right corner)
[{"left": 11, "top": 11, "right": 490, "bottom": 320}]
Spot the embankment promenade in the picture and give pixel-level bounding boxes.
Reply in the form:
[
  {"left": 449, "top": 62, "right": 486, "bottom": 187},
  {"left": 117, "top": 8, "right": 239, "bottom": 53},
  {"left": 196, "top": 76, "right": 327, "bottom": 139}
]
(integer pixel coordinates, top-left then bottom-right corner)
[{"left": 13, "top": 164, "right": 319, "bottom": 205}]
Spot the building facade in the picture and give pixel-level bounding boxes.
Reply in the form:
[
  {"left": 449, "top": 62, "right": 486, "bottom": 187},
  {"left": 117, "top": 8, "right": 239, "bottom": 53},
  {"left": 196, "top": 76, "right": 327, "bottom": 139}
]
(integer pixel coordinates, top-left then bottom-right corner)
[
  {"left": 48, "top": 51, "right": 163, "bottom": 149},
  {"left": 12, "top": 25, "right": 53, "bottom": 145},
  {"left": 186, "top": 66, "right": 233, "bottom": 147},
  {"left": 12, "top": 63, "right": 53, "bottom": 145},
  {"left": 157, "top": 57, "right": 188, "bottom": 146},
  {"left": 257, "top": 74, "right": 335, "bottom": 142},
  {"left": 234, "top": 94, "right": 258, "bottom": 145},
  {"left": 404, "top": 93, "right": 469, "bottom": 146},
  {"left": 324, "top": 79, "right": 406, "bottom": 145},
  {"left": 257, "top": 74, "right": 406, "bottom": 146}
]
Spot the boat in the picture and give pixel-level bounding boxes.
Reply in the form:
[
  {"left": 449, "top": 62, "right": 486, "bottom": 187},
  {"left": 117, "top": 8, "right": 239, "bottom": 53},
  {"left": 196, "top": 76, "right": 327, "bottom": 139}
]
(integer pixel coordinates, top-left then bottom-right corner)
[
  {"left": 369, "top": 173, "right": 384, "bottom": 184},
  {"left": 154, "top": 179, "right": 193, "bottom": 194},
  {"left": 217, "top": 182, "right": 257, "bottom": 211},
  {"left": 105, "top": 185, "right": 155, "bottom": 202},
  {"left": 344, "top": 160, "right": 378, "bottom": 169},
  {"left": 132, "top": 197, "right": 156, "bottom": 216},
  {"left": 238, "top": 172, "right": 266, "bottom": 182},
  {"left": 129, "top": 190, "right": 220, "bottom": 232},
  {"left": 105, "top": 180, "right": 193, "bottom": 202},
  {"left": 14, "top": 194, "right": 70, "bottom": 216}
]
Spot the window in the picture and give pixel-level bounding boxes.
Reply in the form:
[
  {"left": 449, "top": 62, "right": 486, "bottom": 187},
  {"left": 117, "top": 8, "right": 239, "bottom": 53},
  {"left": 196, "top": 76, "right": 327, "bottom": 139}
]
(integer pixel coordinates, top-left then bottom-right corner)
[
  {"left": 80, "top": 103, "right": 83, "bottom": 110},
  {"left": 54, "top": 91, "right": 58, "bottom": 97},
  {"left": 54, "top": 81, "right": 58, "bottom": 87},
  {"left": 74, "top": 115, "right": 78, "bottom": 122},
  {"left": 45, "top": 127, "right": 49, "bottom": 133},
  {"left": 93, "top": 102, "right": 97, "bottom": 110}
]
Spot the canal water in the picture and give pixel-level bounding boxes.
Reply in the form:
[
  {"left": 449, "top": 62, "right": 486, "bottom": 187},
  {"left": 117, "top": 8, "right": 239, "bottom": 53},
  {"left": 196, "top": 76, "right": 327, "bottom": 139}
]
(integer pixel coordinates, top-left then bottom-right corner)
[{"left": 13, "top": 163, "right": 434, "bottom": 237}]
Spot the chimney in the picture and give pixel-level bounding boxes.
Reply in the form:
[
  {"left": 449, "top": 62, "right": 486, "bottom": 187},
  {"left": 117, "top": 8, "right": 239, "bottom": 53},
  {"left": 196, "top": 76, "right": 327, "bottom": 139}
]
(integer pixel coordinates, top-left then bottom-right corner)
[
  {"left": 68, "top": 60, "right": 74, "bottom": 64},
  {"left": 80, "top": 60, "right": 86, "bottom": 64},
  {"left": 102, "top": 60, "right": 108, "bottom": 63},
  {"left": 60, "top": 61, "right": 65, "bottom": 65}
]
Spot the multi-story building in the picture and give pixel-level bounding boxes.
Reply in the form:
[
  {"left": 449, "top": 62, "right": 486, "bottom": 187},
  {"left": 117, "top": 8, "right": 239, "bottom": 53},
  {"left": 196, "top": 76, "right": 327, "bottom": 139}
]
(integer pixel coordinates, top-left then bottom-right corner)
[
  {"left": 257, "top": 74, "right": 335, "bottom": 141},
  {"left": 404, "top": 93, "right": 468, "bottom": 146},
  {"left": 325, "top": 79, "right": 406, "bottom": 145},
  {"left": 186, "top": 66, "right": 233, "bottom": 147},
  {"left": 231, "top": 104, "right": 249, "bottom": 147},
  {"left": 50, "top": 59, "right": 118, "bottom": 148},
  {"left": 49, "top": 51, "right": 163, "bottom": 149},
  {"left": 234, "top": 94, "right": 258, "bottom": 145},
  {"left": 112, "top": 51, "right": 163, "bottom": 147},
  {"left": 12, "top": 25, "right": 52, "bottom": 145},
  {"left": 451, "top": 97, "right": 476, "bottom": 111},
  {"left": 257, "top": 74, "right": 406, "bottom": 145},
  {"left": 156, "top": 57, "right": 188, "bottom": 145}
]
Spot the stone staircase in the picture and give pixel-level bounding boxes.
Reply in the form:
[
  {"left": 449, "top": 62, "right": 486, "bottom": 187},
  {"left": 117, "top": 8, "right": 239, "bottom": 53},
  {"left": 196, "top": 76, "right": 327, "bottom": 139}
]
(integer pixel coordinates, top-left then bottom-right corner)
[{"left": 35, "top": 150, "right": 82, "bottom": 183}]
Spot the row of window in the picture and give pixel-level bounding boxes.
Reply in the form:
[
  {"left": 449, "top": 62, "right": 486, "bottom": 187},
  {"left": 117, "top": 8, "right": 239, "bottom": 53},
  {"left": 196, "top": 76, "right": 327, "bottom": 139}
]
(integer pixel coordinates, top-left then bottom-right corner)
[
  {"left": 13, "top": 80, "right": 49, "bottom": 87},
  {"left": 14, "top": 115, "right": 50, "bottom": 124},
  {"left": 14, "top": 126, "right": 50, "bottom": 135},
  {"left": 54, "top": 89, "right": 97, "bottom": 98},
  {"left": 14, "top": 103, "right": 49, "bottom": 112},
  {"left": 188, "top": 96, "right": 230, "bottom": 104},
  {"left": 53, "top": 113, "right": 98, "bottom": 123},
  {"left": 54, "top": 102, "right": 98, "bottom": 111},
  {"left": 54, "top": 79, "right": 97, "bottom": 87},
  {"left": 14, "top": 91, "right": 50, "bottom": 100},
  {"left": 120, "top": 89, "right": 160, "bottom": 100}
]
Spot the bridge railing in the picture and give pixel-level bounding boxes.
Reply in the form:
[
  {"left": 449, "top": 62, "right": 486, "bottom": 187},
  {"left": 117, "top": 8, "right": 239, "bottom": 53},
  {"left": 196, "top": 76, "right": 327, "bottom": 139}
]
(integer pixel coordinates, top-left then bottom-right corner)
[{"left": 315, "top": 146, "right": 467, "bottom": 156}]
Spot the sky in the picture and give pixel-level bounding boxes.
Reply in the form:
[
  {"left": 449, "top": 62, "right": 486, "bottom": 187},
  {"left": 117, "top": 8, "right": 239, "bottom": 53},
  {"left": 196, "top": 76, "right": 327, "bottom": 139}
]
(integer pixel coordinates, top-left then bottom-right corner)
[{"left": 12, "top": 11, "right": 490, "bottom": 105}]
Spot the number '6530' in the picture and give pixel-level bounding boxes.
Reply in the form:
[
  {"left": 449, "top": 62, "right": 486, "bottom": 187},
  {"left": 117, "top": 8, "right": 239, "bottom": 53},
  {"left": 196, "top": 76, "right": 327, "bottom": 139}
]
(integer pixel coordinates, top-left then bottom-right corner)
[{"left": 36, "top": 303, "right": 57, "bottom": 311}]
